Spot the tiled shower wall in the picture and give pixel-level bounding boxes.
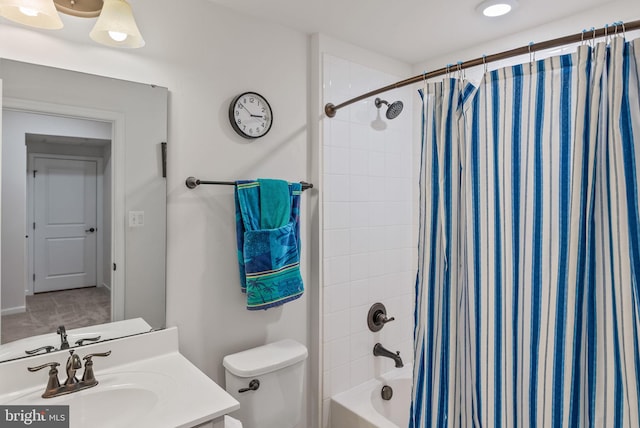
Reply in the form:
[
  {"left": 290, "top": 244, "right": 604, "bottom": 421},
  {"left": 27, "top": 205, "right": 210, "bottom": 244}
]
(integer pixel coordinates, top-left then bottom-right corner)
[{"left": 321, "top": 53, "right": 415, "bottom": 424}]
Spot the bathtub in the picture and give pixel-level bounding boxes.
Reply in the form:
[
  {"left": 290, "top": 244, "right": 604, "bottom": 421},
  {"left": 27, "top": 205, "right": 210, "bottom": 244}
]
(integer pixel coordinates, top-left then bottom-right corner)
[{"left": 330, "top": 366, "right": 412, "bottom": 428}]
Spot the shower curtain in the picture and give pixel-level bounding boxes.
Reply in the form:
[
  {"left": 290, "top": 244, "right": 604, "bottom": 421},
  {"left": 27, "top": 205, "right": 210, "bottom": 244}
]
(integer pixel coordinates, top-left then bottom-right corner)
[{"left": 411, "top": 37, "right": 640, "bottom": 428}]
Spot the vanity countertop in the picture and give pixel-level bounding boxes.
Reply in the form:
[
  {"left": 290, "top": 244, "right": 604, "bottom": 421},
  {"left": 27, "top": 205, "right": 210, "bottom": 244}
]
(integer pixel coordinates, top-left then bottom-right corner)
[{"left": 0, "top": 327, "right": 239, "bottom": 428}]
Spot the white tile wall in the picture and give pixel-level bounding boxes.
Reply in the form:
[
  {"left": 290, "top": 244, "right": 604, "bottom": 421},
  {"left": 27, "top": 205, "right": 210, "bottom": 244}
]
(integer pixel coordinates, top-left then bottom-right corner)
[{"left": 321, "top": 54, "right": 415, "bottom": 413}]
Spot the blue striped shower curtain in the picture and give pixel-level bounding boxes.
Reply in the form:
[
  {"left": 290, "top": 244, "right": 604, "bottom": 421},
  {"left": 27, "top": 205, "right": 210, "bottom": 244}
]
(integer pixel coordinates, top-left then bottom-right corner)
[{"left": 411, "top": 37, "right": 640, "bottom": 428}]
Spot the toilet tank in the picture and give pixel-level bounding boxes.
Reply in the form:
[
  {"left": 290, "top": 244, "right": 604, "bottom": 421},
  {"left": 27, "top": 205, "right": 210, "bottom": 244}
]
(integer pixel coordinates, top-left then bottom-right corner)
[{"left": 223, "top": 339, "right": 308, "bottom": 428}]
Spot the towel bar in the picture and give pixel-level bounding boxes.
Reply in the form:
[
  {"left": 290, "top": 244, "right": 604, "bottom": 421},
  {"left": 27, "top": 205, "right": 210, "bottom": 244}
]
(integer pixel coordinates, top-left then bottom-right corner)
[{"left": 185, "top": 176, "right": 313, "bottom": 191}]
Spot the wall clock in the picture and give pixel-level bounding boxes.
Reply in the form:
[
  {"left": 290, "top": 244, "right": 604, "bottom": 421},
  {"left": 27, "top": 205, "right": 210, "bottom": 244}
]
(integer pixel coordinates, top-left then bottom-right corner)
[{"left": 228, "top": 91, "right": 273, "bottom": 139}]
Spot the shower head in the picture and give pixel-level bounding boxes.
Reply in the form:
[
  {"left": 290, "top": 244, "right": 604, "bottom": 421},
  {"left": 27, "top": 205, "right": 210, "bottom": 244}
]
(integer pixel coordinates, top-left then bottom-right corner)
[{"left": 375, "top": 98, "right": 404, "bottom": 120}]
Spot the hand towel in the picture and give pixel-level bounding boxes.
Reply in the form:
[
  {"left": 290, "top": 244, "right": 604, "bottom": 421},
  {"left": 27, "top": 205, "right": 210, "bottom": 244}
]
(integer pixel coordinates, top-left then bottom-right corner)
[
  {"left": 235, "top": 180, "right": 303, "bottom": 310},
  {"left": 258, "top": 178, "right": 290, "bottom": 229}
]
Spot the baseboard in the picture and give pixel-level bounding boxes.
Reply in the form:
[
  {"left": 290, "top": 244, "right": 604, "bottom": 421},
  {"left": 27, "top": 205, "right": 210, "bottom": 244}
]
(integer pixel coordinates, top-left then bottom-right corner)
[
  {"left": 1, "top": 306, "right": 26, "bottom": 316},
  {"left": 101, "top": 282, "right": 111, "bottom": 292}
]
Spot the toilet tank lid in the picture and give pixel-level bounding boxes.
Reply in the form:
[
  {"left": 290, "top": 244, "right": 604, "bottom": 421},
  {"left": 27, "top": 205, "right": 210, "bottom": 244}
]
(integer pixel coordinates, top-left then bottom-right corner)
[{"left": 223, "top": 339, "right": 308, "bottom": 377}]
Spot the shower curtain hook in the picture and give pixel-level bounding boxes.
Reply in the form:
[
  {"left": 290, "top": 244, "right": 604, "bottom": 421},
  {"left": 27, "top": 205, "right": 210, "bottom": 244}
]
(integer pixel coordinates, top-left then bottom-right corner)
[
  {"left": 528, "top": 42, "right": 535, "bottom": 64},
  {"left": 456, "top": 61, "right": 463, "bottom": 80},
  {"left": 422, "top": 71, "right": 427, "bottom": 86},
  {"left": 591, "top": 27, "right": 596, "bottom": 48},
  {"left": 581, "top": 29, "right": 586, "bottom": 45},
  {"left": 446, "top": 64, "right": 452, "bottom": 79},
  {"left": 621, "top": 21, "right": 627, "bottom": 39},
  {"left": 604, "top": 23, "right": 609, "bottom": 44},
  {"left": 482, "top": 54, "right": 487, "bottom": 73}
]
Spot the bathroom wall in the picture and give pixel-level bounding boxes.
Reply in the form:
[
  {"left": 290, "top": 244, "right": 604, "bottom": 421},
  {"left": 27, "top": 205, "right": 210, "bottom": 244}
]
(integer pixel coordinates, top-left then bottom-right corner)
[
  {"left": 0, "top": 1, "right": 316, "bottom": 426},
  {"left": 2, "top": 1, "right": 637, "bottom": 427},
  {"left": 314, "top": 34, "right": 416, "bottom": 427}
]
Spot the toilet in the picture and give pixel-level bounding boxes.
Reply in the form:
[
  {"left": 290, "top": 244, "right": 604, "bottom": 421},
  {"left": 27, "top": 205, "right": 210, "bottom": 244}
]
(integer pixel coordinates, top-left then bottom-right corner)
[
  {"left": 223, "top": 339, "right": 308, "bottom": 428},
  {"left": 224, "top": 415, "right": 243, "bottom": 428}
]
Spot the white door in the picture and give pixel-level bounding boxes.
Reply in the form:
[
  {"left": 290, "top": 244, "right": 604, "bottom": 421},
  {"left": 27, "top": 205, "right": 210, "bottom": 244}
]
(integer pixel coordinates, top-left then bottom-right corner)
[{"left": 34, "top": 157, "right": 98, "bottom": 293}]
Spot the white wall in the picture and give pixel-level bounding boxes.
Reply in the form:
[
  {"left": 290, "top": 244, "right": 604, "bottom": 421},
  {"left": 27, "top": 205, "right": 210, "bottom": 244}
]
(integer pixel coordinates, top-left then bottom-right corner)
[
  {"left": 314, "top": 34, "right": 416, "bottom": 428},
  {"left": 0, "top": 1, "right": 314, "bottom": 426}
]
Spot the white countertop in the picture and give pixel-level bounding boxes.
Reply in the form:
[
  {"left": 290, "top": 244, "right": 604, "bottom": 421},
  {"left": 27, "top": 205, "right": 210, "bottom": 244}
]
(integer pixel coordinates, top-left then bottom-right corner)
[{"left": 0, "top": 327, "right": 239, "bottom": 428}]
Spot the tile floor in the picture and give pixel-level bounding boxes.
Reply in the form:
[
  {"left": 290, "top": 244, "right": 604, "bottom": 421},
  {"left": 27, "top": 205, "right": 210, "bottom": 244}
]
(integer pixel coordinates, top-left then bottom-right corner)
[{"left": 1, "top": 286, "right": 110, "bottom": 344}]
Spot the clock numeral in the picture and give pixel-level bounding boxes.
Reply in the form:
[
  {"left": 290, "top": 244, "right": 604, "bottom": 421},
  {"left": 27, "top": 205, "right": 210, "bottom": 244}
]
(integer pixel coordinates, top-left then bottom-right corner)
[
  {"left": 243, "top": 125, "right": 246, "bottom": 130},
  {"left": 235, "top": 110, "right": 239, "bottom": 116},
  {"left": 243, "top": 98, "right": 247, "bottom": 104},
  {"left": 237, "top": 119, "right": 242, "bottom": 125},
  {"left": 249, "top": 97, "right": 255, "bottom": 103},
  {"left": 261, "top": 108, "right": 266, "bottom": 113}
]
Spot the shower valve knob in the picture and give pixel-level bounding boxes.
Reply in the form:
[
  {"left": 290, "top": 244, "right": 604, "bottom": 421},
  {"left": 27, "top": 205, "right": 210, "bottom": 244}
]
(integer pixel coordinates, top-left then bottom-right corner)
[
  {"left": 375, "top": 312, "right": 395, "bottom": 325},
  {"left": 368, "top": 302, "right": 395, "bottom": 332}
]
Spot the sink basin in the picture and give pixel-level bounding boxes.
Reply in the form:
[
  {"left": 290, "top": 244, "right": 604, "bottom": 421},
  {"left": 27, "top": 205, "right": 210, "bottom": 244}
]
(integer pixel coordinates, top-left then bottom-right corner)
[{"left": 7, "top": 371, "right": 170, "bottom": 428}]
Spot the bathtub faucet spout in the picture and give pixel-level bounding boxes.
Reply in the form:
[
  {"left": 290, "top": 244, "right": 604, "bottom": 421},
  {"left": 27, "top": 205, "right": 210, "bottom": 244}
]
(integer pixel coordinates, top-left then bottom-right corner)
[{"left": 373, "top": 343, "right": 403, "bottom": 368}]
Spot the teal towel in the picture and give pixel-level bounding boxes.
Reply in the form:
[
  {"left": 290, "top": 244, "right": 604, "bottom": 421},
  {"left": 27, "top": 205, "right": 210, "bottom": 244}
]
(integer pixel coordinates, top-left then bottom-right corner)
[
  {"left": 258, "top": 178, "right": 290, "bottom": 229},
  {"left": 235, "top": 180, "right": 304, "bottom": 310}
]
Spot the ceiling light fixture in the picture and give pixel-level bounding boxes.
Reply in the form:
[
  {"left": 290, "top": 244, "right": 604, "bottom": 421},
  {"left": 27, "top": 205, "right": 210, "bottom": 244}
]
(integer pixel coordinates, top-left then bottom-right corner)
[
  {"left": 0, "top": 0, "right": 62, "bottom": 29},
  {"left": 0, "top": 0, "right": 145, "bottom": 48},
  {"left": 476, "top": 0, "right": 518, "bottom": 17}
]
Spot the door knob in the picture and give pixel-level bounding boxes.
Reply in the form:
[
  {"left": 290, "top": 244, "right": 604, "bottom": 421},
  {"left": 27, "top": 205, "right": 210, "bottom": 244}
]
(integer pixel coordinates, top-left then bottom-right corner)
[{"left": 85, "top": 227, "right": 96, "bottom": 233}]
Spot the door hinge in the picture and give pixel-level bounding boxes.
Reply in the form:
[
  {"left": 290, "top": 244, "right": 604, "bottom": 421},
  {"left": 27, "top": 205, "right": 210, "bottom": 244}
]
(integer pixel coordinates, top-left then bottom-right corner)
[
  {"left": 33, "top": 222, "right": 35, "bottom": 230},
  {"left": 33, "top": 170, "right": 37, "bottom": 178},
  {"left": 113, "top": 263, "right": 117, "bottom": 271}
]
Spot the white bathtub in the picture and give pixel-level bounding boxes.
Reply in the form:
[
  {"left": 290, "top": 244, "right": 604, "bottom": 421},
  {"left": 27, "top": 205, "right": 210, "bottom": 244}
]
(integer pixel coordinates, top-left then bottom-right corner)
[{"left": 330, "top": 366, "right": 412, "bottom": 428}]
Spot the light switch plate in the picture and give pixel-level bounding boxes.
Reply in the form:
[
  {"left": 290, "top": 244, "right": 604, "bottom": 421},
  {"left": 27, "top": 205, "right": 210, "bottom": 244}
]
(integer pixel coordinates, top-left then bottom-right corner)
[{"left": 129, "top": 211, "right": 145, "bottom": 227}]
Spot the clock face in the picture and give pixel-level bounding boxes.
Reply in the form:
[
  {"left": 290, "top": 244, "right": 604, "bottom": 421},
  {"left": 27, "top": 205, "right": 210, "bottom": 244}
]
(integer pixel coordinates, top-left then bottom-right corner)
[{"left": 229, "top": 92, "right": 273, "bottom": 139}]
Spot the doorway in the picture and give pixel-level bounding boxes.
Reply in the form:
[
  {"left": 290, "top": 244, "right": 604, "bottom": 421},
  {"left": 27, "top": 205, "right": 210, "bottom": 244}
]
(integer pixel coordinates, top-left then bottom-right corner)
[
  {"left": 0, "top": 110, "right": 115, "bottom": 343},
  {"left": 29, "top": 153, "right": 105, "bottom": 294}
]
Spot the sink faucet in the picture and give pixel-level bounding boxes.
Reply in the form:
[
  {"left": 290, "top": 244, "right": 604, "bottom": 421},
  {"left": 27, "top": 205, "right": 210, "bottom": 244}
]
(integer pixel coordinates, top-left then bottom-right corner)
[
  {"left": 27, "top": 350, "right": 112, "bottom": 398},
  {"left": 373, "top": 343, "right": 404, "bottom": 368},
  {"left": 57, "top": 325, "right": 70, "bottom": 350},
  {"left": 64, "top": 350, "right": 82, "bottom": 386}
]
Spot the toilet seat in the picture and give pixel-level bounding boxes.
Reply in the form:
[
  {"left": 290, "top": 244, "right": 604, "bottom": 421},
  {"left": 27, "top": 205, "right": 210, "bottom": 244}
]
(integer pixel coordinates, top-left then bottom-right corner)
[{"left": 225, "top": 415, "right": 243, "bottom": 428}]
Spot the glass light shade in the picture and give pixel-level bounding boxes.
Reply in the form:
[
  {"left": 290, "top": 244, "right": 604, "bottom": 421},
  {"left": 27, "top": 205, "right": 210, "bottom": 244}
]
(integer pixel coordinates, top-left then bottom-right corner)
[
  {"left": 89, "top": 0, "right": 144, "bottom": 48},
  {"left": 0, "top": 0, "right": 63, "bottom": 29}
]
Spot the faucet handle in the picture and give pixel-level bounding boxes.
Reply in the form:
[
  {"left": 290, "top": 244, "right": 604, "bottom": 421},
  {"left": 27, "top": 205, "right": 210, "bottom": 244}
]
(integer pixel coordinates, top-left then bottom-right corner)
[
  {"left": 25, "top": 345, "right": 56, "bottom": 355},
  {"left": 81, "top": 351, "right": 112, "bottom": 384},
  {"left": 27, "top": 361, "right": 60, "bottom": 373},
  {"left": 75, "top": 336, "right": 102, "bottom": 346},
  {"left": 376, "top": 313, "right": 395, "bottom": 325},
  {"left": 27, "top": 362, "right": 61, "bottom": 397},
  {"left": 82, "top": 351, "right": 112, "bottom": 361}
]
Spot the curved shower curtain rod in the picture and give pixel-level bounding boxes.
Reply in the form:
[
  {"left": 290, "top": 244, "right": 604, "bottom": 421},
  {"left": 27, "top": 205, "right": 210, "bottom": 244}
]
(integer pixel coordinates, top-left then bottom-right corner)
[{"left": 324, "top": 19, "right": 640, "bottom": 118}]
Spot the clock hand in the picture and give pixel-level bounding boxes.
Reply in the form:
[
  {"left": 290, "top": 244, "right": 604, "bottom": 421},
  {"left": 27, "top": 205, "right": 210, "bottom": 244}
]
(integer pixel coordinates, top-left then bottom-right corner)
[
  {"left": 239, "top": 103, "right": 266, "bottom": 121},
  {"left": 238, "top": 103, "right": 254, "bottom": 115}
]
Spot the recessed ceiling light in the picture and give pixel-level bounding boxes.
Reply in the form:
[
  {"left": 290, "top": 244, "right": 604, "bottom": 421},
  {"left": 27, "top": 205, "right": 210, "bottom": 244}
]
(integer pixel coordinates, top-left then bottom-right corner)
[{"left": 477, "top": 0, "right": 518, "bottom": 17}]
